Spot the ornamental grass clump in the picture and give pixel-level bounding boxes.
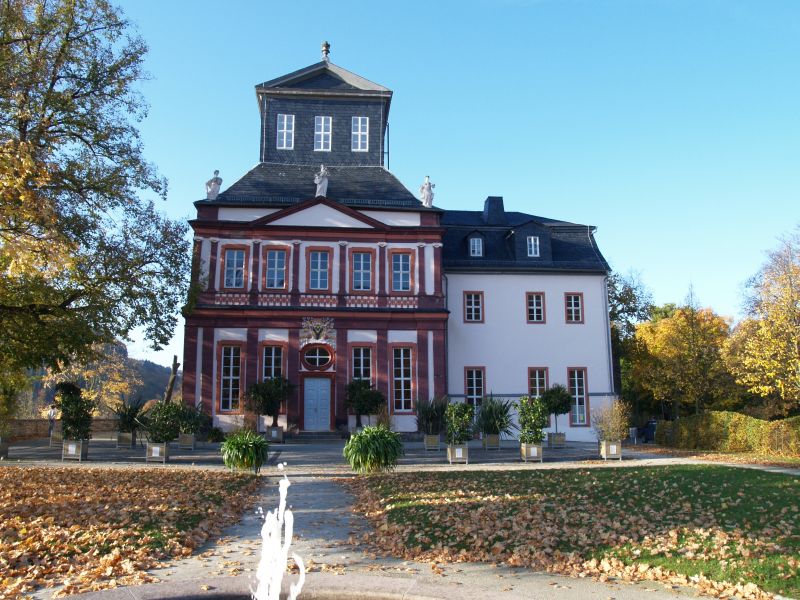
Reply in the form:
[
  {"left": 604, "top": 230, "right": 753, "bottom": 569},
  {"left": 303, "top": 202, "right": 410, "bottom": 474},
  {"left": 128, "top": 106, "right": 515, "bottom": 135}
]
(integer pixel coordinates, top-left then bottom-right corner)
[
  {"left": 445, "top": 402, "right": 474, "bottom": 445},
  {"left": 591, "top": 401, "right": 632, "bottom": 441},
  {"left": 415, "top": 396, "right": 448, "bottom": 435},
  {"left": 115, "top": 396, "right": 145, "bottom": 434},
  {"left": 221, "top": 429, "right": 269, "bottom": 474},
  {"left": 343, "top": 425, "right": 404, "bottom": 474},
  {"left": 516, "top": 395, "right": 549, "bottom": 444},
  {"left": 473, "top": 396, "right": 516, "bottom": 437}
]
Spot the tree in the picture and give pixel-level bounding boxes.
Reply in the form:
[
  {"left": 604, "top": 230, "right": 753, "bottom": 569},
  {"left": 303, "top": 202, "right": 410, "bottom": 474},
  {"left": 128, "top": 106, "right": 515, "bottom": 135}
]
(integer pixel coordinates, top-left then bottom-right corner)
[
  {"left": 0, "top": 0, "right": 189, "bottom": 376},
  {"left": 607, "top": 271, "right": 653, "bottom": 394},
  {"left": 346, "top": 379, "right": 385, "bottom": 428},
  {"left": 725, "top": 230, "right": 800, "bottom": 416},
  {"left": 244, "top": 377, "right": 295, "bottom": 428},
  {"left": 632, "top": 295, "right": 735, "bottom": 418},
  {"left": 540, "top": 384, "right": 572, "bottom": 434}
]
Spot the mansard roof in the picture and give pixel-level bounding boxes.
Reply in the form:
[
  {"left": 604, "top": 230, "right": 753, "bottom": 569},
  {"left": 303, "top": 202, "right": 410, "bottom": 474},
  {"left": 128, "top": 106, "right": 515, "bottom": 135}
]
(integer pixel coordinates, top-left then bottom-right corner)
[
  {"left": 256, "top": 61, "right": 392, "bottom": 96},
  {"left": 197, "top": 162, "right": 434, "bottom": 211}
]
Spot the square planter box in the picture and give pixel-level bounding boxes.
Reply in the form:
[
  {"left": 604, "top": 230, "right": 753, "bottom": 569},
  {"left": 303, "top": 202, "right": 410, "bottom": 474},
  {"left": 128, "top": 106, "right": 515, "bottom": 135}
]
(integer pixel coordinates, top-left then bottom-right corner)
[
  {"left": 447, "top": 444, "right": 469, "bottom": 464},
  {"left": 178, "top": 433, "right": 196, "bottom": 450},
  {"left": 547, "top": 432, "right": 566, "bottom": 448},
  {"left": 520, "top": 442, "right": 543, "bottom": 463},
  {"left": 50, "top": 423, "right": 62, "bottom": 447},
  {"left": 423, "top": 434, "right": 441, "bottom": 451},
  {"left": 600, "top": 440, "right": 623, "bottom": 460},
  {"left": 146, "top": 442, "right": 169, "bottom": 463},
  {"left": 62, "top": 439, "right": 89, "bottom": 462},
  {"left": 117, "top": 431, "right": 136, "bottom": 449},
  {"left": 0, "top": 438, "right": 9, "bottom": 460},
  {"left": 482, "top": 434, "right": 501, "bottom": 450},
  {"left": 267, "top": 426, "right": 284, "bottom": 443}
]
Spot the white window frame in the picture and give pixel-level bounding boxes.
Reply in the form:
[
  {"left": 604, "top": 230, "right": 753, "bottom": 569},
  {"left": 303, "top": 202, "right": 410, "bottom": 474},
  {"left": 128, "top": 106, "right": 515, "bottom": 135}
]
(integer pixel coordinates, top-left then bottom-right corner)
[
  {"left": 220, "top": 346, "right": 241, "bottom": 411},
  {"left": 528, "top": 368, "right": 547, "bottom": 398},
  {"left": 352, "top": 251, "right": 372, "bottom": 291},
  {"left": 568, "top": 368, "right": 587, "bottom": 425},
  {"left": 265, "top": 249, "right": 287, "bottom": 289},
  {"left": 352, "top": 347, "right": 372, "bottom": 381},
  {"left": 465, "top": 368, "right": 484, "bottom": 407},
  {"left": 391, "top": 253, "right": 411, "bottom": 292},
  {"left": 392, "top": 348, "right": 413, "bottom": 412},
  {"left": 527, "top": 236, "right": 540, "bottom": 257},
  {"left": 276, "top": 114, "right": 294, "bottom": 150},
  {"left": 464, "top": 292, "right": 483, "bottom": 322},
  {"left": 351, "top": 116, "right": 369, "bottom": 152},
  {"left": 309, "top": 250, "right": 330, "bottom": 290},
  {"left": 566, "top": 293, "right": 583, "bottom": 323},
  {"left": 224, "top": 248, "right": 246, "bottom": 289},
  {"left": 469, "top": 237, "right": 483, "bottom": 257},
  {"left": 314, "top": 116, "right": 332, "bottom": 151},
  {"left": 527, "top": 292, "right": 545, "bottom": 323},
  {"left": 262, "top": 346, "right": 283, "bottom": 380}
]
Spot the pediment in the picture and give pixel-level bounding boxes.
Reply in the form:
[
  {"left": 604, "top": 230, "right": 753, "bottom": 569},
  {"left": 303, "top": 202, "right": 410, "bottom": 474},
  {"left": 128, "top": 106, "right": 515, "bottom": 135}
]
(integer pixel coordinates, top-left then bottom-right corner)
[
  {"left": 251, "top": 198, "right": 386, "bottom": 230},
  {"left": 257, "top": 61, "right": 390, "bottom": 93}
]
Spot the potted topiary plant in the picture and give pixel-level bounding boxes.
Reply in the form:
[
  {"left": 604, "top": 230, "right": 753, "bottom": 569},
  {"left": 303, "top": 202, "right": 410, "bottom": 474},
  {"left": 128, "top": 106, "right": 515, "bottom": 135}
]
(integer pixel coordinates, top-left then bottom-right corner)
[
  {"left": 178, "top": 403, "right": 202, "bottom": 450},
  {"left": 416, "top": 396, "right": 448, "bottom": 451},
  {"left": 56, "top": 382, "right": 94, "bottom": 462},
  {"left": 474, "top": 396, "right": 515, "bottom": 450},
  {"left": 343, "top": 425, "right": 404, "bottom": 474},
  {"left": 445, "top": 402, "right": 474, "bottom": 464},
  {"left": 541, "top": 384, "right": 572, "bottom": 448},
  {"left": 345, "top": 379, "right": 385, "bottom": 433},
  {"left": 592, "top": 401, "right": 631, "bottom": 461},
  {"left": 220, "top": 429, "right": 269, "bottom": 474},
  {"left": 517, "top": 395, "right": 548, "bottom": 462},
  {"left": 140, "top": 401, "right": 182, "bottom": 463},
  {"left": 244, "top": 377, "right": 295, "bottom": 442},
  {"left": 115, "top": 395, "right": 145, "bottom": 449}
]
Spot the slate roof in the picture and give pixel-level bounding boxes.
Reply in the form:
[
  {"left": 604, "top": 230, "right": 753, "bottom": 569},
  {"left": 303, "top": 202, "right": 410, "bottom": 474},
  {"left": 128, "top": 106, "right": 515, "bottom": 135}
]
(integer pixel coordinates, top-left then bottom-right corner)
[
  {"left": 198, "top": 162, "right": 431, "bottom": 211},
  {"left": 441, "top": 204, "right": 609, "bottom": 273},
  {"left": 257, "top": 61, "right": 391, "bottom": 95}
]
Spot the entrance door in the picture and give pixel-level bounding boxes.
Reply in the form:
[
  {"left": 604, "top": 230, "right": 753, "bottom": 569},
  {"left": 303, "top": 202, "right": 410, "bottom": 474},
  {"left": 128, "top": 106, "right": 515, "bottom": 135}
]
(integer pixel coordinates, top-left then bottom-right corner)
[{"left": 303, "top": 378, "right": 331, "bottom": 431}]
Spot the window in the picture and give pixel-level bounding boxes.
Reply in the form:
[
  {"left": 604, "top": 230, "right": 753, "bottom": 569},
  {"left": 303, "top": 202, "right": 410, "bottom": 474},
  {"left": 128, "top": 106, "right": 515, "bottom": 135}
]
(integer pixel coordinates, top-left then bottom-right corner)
[
  {"left": 262, "top": 346, "right": 283, "bottom": 380},
  {"left": 391, "top": 252, "right": 412, "bottom": 292},
  {"left": 303, "top": 346, "right": 332, "bottom": 369},
  {"left": 392, "top": 347, "right": 413, "bottom": 412},
  {"left": 527, "top": 236, "right": 540, "bottom": 257},
  {"left": 314, "top": 116, "right": 332, "bottom": 151},
  {"left": 352, "top": 347, "right": 372, "bottom": 381},
  {"left": 351, "top": 116, "right": 368, "bottom": 151},
  {"left": 526, "top": 292, "right": 545, "bottom": 323},
  {"left": 565, "top": 293, "right": 584, "bottom": 323},
  {"left": 469, "top": 237, "right": 483, "bottom": 257},
  {"left": 223, "top": 248, "right": 246, "bottom": 289},
  {"left": 528, "top": 368, "right": 548, "bottom": 397},
  {"left": 308, "top": 249, "right": 330, "bottom": 291},
  {"left": 464, "top": 291, "right": 484, "bottom": 323},
  {"left": 220, "top": 345, "right": 241, "bottom": 411},
  {"left": 568, "top": 368, "right": 588, "bottom": 425},
  {"left": 465, "top": 368, "right": 485, "bottom": 407},
  {"left": 352, "top": 251, "right": 372, "bottom": 291},
  {"left": 276, "top": 114, "right": 294, "bottom": 150},
  {"left": 264, "top": 248, "right": 287, "bottom": 289}
]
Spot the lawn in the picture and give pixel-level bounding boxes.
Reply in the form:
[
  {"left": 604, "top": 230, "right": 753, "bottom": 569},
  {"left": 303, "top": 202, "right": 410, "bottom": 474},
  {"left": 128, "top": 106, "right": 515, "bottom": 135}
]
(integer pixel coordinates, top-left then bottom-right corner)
[
  {"left": 348, "top": 465, "right": 799, "bottom": 599},
  {"left": 0, "top": 466, "right": 261, "bottom": 598}
]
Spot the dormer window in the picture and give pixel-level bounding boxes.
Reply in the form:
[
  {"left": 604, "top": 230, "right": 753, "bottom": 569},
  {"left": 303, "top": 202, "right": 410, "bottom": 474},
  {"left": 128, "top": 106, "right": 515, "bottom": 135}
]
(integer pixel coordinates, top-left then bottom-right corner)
[
  {"left": 527, "top": 236, "right": 540, "bottom": 257},
  {"left": 314, "top": 116, "right": 332, "bottom": 151},
  {"left": 276, "top": 114, "right": 294, "bottom": 150},
  {"left": 469, "top": 237, "right": 483, "bottom": 257},
  {"left": 351, "top": 117, "right": 368, "bottom": 151}
]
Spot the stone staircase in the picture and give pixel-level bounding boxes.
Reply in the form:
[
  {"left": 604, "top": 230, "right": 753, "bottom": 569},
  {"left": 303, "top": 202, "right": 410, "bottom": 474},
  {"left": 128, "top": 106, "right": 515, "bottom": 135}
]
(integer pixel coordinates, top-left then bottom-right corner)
[{"left": 284, "top": 430, "right": 345, "bottom": 444}]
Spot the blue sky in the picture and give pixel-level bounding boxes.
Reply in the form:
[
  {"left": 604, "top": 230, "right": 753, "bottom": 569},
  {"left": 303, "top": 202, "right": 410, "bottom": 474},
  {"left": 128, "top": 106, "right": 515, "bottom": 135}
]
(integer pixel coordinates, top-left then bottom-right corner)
[{"left": 120, "top": 0, "right": 800, "bottom": 366}]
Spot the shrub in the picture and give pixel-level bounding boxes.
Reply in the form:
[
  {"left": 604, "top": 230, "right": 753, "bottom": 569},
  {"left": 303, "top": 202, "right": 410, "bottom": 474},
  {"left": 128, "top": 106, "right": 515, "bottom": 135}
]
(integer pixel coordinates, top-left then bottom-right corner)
[
  {"left": 177, "top": 403, "right": 203, "bottom": 434},
  {"left": 55, "top": 382, "right": 94, "bottom": 440},
  {"left": 205, "top": 426, "right": 226, "bottom": 443},
  {"left": 0, "top": 376, "right": 24, "bottom": 439},
  {"left": 541, "top": 384, "right": 573, "bottom": 434},
  {"left": 416, "top": 396, "right": 448, "bottom": 436},
  {"left": 140, "top": 401, "right": 182, "bottom": 443},
  {"left": 346, "top": 379, "right": 385, "bottom": 428},
  {"left": 591, "top": 401, "right": 632, "bottom": 441},
  {"left": 244, "top": 378, "right": 294, "bottom": 428},
  {"left": 221, "top": 429, "right": 269, "bottom": 474},
  {"left": 474, "top": 396, "right": 516, "bottom": 437},
  {"left": 343, "top": 425, "right": 404, "bottom": 474},
  {"left": 445, "top": 402, "right": 474, "bottom": 445},
  {"left": 115, "top": 396, "right": 145, "bottom": 434},
  {"left": 516, "top": 395, "right": 548, "bottom": 444}
]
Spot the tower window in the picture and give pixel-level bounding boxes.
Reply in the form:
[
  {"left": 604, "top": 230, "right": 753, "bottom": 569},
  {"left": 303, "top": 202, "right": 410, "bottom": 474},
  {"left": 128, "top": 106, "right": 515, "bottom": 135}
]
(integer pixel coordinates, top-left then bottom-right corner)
[
  {"left": 351, "top": 116, "right": 368, "bottom": 151},
  {"left": 314, "top": 116, "right": 332, "bottom": 151},
  {"left": 276, "top": 114, "right": 294, "bottom": 150}
]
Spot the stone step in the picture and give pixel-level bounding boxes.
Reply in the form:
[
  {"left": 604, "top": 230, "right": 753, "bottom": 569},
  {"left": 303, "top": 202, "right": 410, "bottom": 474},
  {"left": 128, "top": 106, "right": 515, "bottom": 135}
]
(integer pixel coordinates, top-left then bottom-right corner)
[{"left": 284, "top": 431, "right": 345, "bottom": 444}]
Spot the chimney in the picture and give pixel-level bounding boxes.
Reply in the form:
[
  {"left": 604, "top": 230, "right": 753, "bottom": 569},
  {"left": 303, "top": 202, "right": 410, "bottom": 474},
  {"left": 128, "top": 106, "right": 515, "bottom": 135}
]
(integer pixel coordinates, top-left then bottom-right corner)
[{"left": 483, "top": 196, "right": 506, "bottom": 225}]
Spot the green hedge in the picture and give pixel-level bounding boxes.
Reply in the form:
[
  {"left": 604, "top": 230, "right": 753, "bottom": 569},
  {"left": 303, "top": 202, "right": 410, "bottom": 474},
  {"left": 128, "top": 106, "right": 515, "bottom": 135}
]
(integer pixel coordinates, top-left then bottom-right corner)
[{"left": 655, "top": 411, "right": 800, "bottom": 456}]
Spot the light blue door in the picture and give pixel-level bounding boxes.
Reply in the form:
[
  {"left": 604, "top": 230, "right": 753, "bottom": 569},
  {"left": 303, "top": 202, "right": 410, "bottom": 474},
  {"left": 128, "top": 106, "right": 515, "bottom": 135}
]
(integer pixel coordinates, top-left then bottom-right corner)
[{"left": 303, "top": 378, "right": 331, "bottom": 431}]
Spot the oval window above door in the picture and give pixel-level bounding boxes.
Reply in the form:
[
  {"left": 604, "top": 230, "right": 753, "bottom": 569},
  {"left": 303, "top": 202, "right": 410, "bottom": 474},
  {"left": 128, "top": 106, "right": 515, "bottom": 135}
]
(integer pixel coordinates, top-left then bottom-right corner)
[{"left": 302, "top": 345, "right": 332, "bottom": 370}]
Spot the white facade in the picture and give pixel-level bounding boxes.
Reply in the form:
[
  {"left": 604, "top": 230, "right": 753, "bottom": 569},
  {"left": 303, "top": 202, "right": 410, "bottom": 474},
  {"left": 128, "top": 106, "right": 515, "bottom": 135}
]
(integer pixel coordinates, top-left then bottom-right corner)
[{"left": 446, "top": 272, "right": 615, "bottom": 442}]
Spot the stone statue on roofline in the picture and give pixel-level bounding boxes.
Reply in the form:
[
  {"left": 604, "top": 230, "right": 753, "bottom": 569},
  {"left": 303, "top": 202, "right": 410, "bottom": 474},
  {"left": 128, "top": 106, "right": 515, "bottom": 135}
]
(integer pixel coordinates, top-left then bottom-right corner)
[
  {"left": 314, "top": 164, "right": 329, "bottom": 197},
  {"left": 419, "top": 175, "right": 435, "bottom": 207},
  {"left": 205, "top": 170, "right": 222, "bottom": 200}
]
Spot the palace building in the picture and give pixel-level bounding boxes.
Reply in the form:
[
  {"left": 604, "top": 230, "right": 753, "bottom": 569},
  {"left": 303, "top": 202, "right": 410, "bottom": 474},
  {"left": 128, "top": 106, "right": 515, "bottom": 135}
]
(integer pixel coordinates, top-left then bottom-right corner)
[{"left": 181, "top": 45, "right": 615, "bottom": 441}]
